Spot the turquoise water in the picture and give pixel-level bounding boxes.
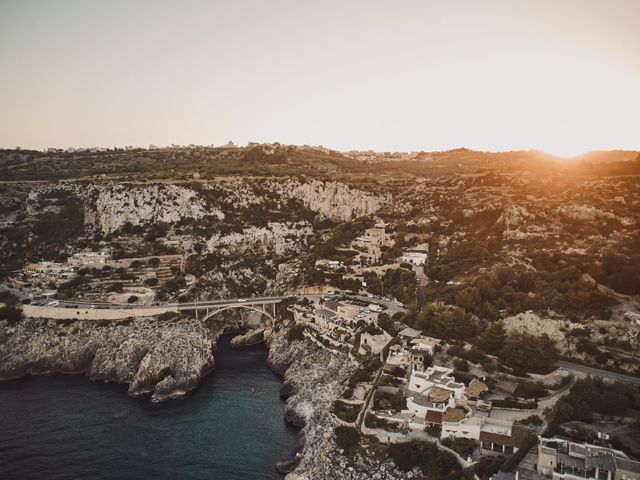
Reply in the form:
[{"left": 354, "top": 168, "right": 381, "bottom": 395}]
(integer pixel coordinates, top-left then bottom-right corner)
[{"left": 0, "top": 335, "right": 298, "bottom": 480}]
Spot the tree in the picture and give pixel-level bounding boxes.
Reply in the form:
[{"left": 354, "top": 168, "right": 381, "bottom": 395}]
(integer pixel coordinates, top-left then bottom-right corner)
[
  {"left": 477, "top": 321, "right": 507, "bottom": 356},
  {"left": 455, "top": 287, "right": 482, "bottom": 312},
  {"left": 501, "top": 332, "right": 559, "bottom": 374},
  {"left": 127, "top": 295, "right": 139, "bottom": 303},
  {"left": 377, "top": 313, "right": 396, "bottom": 335},
  {"left": 422, "top": 303, "right": 477, "bottom": 340}
]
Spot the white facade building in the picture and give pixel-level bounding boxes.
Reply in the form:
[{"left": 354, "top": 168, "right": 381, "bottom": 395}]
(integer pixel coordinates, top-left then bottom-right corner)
[{"left": 401, "top": 250, "right": 428, "bottom": 266}]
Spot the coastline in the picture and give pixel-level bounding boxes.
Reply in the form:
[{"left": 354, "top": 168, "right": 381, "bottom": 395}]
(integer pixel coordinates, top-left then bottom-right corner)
[{"left": 0, "top": 316, "right": 427, "bottom": 479}]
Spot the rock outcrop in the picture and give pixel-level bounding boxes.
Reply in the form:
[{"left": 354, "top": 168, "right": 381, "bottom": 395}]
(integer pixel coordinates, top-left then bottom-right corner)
[
  {"left": 0, "top": 317, "right": 217, "bottom": 402},
  {"left": 230, "top": 328, "right": 264, "bottom": 348}
]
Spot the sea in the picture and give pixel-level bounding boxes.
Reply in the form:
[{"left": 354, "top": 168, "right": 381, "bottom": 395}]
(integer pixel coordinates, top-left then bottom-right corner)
[{"left": 0, "top": 335, "right": 298, "bottom": 480}]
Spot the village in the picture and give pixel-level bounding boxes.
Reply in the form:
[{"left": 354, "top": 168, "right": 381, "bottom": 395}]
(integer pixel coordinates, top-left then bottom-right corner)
[
  {"left": 288, "top": 287, "right": 640, "bottom": 480},
  {"left": 281, "top": 225, "right": 640, "bottom": 480}
]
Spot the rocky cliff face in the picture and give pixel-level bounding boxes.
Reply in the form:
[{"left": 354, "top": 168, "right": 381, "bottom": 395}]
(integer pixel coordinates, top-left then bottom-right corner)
[
  {"left": 26, "top": 182, "right": 225, "bottom": 234},
  {"left": 26, "top": 177, "right": 386, "bottom": 237},
  {"left": 205, "top": 178, "right": 387, "bottom": 222},
  {"left": 266, "top": 327, "right": 416, "bottom": 480},
  {"left": 90, "top": 183, "right": 223, "bottom": 234},
  {"left": 289, "top": 180, "right": 386, "bottom": 222},
  {"left": 206, "top": 221, "right": 314, "bottom": 256},
  {"left": 0, "top": 317, "right": 217, "bottom": 401}
]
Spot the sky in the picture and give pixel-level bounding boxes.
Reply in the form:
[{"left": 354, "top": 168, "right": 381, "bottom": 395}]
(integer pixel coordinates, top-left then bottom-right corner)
[{"left": 1, "top": 0, "right": 639, "bottom": 156}]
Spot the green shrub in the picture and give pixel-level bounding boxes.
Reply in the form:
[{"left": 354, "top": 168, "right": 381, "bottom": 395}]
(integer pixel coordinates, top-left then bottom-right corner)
[
  {"left": 453, "top": 370, "right": 477, "bottom": 385},
  {"left": 387, "top": 441, "right": 465, "bottom": 479},
  {"left": 474, "top": 455, "right": 505, "bottom": 479},
  {"left": 519, "top": 414, "right": 543, "bottom": 426},
  {"left": 332, "top": 401, "right": 362, "bottom": 423},
  {"left": 454, "top": 358, "right": 469, "bottom": 372},
  {"left": 426, "top": 423, "right": 442, "bottom": 437},
  {"left": 514, "top": 381, "right": 547, "bottom": 399},
  {"left": 442, "top": 437, "right": 476, "bottom": 456}
]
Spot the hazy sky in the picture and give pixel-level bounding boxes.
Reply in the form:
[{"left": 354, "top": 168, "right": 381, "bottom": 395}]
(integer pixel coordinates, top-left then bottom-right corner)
[{"left": 1, "top": 0, "right": 639, "bottom": 155}]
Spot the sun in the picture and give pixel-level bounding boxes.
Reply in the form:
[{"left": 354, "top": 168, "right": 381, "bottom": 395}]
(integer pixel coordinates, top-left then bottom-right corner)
[{"left": 541, "top": 146, "right": 590, "bottom": 159}]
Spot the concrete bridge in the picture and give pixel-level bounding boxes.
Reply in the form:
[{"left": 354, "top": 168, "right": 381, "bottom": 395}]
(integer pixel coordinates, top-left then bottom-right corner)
[{"left": 22, "top": 296, "right": 289, "bottom": 322}]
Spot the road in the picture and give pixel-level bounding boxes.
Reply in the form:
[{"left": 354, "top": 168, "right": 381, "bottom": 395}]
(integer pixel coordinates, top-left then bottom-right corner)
[
  {"left": 48, "top": 296, "right": 288, "bottom": 310},
  {"left": 559, "top": 360, "right": 640, "bottom": 386}
]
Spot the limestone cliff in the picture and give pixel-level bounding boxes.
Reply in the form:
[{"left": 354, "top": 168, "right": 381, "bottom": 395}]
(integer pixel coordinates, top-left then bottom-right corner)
[{"left": 0, "top": 317, "right": 217, "bottom": 402}]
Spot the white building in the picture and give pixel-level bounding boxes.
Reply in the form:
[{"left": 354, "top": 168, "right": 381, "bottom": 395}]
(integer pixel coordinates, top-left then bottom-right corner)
[
  {"left": 315, "top": 259, "right": 344, "bottom": 270},
  {"left": 22, "top": 261, "right": 76, "bottom": 284},
  {"left": 401, "top": 249, "right": 428, "bottom": 266},
  {"left": 406, "top": 366, "right": 466, "bottom": 421},
  {"left": 537, "top": 437, "right": 640, "bottom": 480},
  {"left": 68, "top": 250, "right": 111, "bottom": 268}
]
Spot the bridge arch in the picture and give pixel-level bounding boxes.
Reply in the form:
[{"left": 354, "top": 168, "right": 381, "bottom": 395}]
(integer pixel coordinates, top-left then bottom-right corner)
[{"left": 199, "top": 304, "right": 275, "bottom": 323}]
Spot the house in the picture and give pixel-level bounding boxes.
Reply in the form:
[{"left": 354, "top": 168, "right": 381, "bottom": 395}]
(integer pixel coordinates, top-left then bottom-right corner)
[
  {"left": 324, "top": 300, "right": 341, "bottom": 313},
  {"left": 23, "top": 263, "right": 40, "bottom": 275},
  {"left": 315, "top": 308, "right": 337, "bottom": 328},
  {"left": 323, "top": 300, "right": 362, "bottom": 323},
  {"left": 410, "top": 337, "right": 437, "bottom": 354},
  {"left": 359, "top": 330, "right": 391, "bottom": 355},
  {"left": 364, "top": 227, "right": 386, "bottom": 246},
  {"left": 22, "top": 261, "right": 76, "bottom": 283},
  {"left": 409, "top": 338, "right": 437, "bottom": 372},
  {"left": 336, "top": 303, "right": 361, "bottom": 323},
  {"left": 315, "top": 259, "right": 344, "bottom": 270},
  {"left": 352, "top": 226, "right": 392, "bottom": 261},
  {"left": 496, "top": 379, "right": 519, "bottom": 395},
  {"left": 401, "top": 249, "right": 429, "bottom": 266},
  {"left": 537, "top": 437, "right": 640, "bottom": 480},
  {"left": 398, "top": 327, "right": 423, "bottom": 346},
  {"left": 68, "top": 250, "right": 111, "bottom": 268},
  {"left": 441, "top": 414, "right": 482, "bottom": 440},
  {"left": 479, "top": 420, "right": 532, "bottom": 456},
  {"left": 384, "top": 344, "right": 411, "bottom": 376},
  {"left": 439, "top": 413, "right": 531, "bottom": 452},
  {"left": 406, "top": 366, "right": 466, "bottom": 422},
  {"left": 464, "top": 378, "right": 489, "bottom": 402}
]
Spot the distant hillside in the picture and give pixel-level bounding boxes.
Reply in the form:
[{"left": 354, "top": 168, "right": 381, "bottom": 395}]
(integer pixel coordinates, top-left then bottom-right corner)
[{"left": 0, "top": 145, "right": 637, "bottom": 181}]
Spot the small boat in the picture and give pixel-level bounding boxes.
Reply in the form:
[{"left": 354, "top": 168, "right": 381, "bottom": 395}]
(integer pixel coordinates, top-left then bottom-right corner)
[{"left": 251, "top": 387, "right": 256, "bottom": 394}]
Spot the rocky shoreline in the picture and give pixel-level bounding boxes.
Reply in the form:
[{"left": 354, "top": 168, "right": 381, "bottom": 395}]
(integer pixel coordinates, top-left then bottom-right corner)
[
  {"left": 0, "top": 316, "right": 218, "bottom": 402},
  {"left": 265, "top": 325, "right": 420, "bottom": 480},
  {"left": 0, "top": 316, "right": 418, "bottom": 479}
]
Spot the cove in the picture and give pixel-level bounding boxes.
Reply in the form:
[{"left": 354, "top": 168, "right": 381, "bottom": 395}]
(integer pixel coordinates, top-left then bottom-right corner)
[{"left": 0, "top": 334, "right": 298, "bottom": 480}]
